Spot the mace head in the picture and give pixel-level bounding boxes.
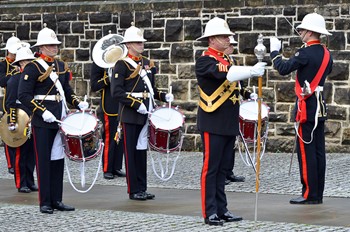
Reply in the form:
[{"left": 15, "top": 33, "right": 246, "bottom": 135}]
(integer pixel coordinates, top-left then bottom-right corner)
[{"left": 254, "top": 34, "right": 266, "bottom": 62}]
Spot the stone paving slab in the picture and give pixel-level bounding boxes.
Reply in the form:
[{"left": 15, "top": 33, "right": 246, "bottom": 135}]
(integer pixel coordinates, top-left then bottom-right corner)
[
  {"left": 1, "top": 150, "right": 350, "bottom": 231},
  {"left": 0, "top": 203, "right": 349, "bottom": 232}
]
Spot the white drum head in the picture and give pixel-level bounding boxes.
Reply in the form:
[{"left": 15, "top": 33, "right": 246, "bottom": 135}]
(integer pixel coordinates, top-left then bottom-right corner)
[
  {"left": 61, "top": 112, "right": 97, "bottom": 135},
  {"left": 239, "top": 101, "right": 269, "bottom": 121},
  {"left": 150, "top": 107, "right": 183, "bottom": 130}
]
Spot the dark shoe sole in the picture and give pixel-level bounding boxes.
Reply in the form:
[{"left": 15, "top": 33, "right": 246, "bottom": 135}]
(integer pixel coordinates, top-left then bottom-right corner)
[{"left": 204, "top": 219, "right": 224, "bottom": 226}]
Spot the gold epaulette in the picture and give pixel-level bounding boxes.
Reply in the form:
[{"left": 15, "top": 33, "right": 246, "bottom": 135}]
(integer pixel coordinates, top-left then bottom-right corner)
[{"left": 198, "top": 80, "right": 239, "bottom": 112}]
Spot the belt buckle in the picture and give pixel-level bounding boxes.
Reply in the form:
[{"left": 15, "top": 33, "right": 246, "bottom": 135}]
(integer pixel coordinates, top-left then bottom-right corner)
[
  {"left": 55, "top": 94, "right": 61, "bottom": 102},
  {"left": 142, "top": 92, "right": 148, "bottom": 99}
]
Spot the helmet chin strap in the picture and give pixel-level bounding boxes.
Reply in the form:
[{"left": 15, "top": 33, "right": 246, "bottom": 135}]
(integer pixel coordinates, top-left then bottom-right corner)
[
  {"left": 300, "top": 30, "right": 308, "bottom": 43},
  {"left": 129, "top": 43, "right": 143, "bottom": 55},
  {"left": 42, "top": 45, "right": 58, "bottom": 57},
  {"left": 214, "top": 36, "right": 229, "bottom": 50}
]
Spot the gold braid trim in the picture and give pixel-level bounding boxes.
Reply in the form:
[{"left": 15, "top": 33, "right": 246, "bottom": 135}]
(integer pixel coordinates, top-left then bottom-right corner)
[
  {"left": 125, "top": 63, "right": 141, "bottom": 80},
  {"left": 36, "top": 65, "right": 53, "bottom": 82},
  {"left": 198, "top": 80, "right": 238, "bottom": 113}
]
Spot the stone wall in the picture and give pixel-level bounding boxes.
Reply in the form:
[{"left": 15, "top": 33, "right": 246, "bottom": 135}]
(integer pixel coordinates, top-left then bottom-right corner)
[{"left": 1, "top": 0, "right": 350, "bottom": 152}]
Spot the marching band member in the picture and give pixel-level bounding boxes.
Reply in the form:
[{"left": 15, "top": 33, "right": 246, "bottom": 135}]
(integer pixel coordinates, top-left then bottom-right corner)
[
  {"left": 6, "top": 44, "right": 37, "bottom": 193},
  {"left": 90, "top": 61, "right": 125, "bottom": 180},
  {"left": 270, "top": 12, "right": 333, "bottom": 205},
  {"left": 195, "top": 17, "right": 266, "bottom": 226},
  {"left": 111, "top": 23, "right": 173, "bottom": 201},
  {"left": 18, "top": 25, "right": 88, "bottom": 214},
  {"left": 0, "top": 35, "right": 21, "bottom": 175}
]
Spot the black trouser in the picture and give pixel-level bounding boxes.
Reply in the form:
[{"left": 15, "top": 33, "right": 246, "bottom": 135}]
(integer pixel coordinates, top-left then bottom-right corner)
[
  {"left": 122, "top": 123, "right": 147, "bottom": 194},
  {"left": 101, "top": 114, "right": 123, "bottom": 173},
  {"left": 200, "top": 132, "right": 235, "bottom": 218},
  {"left": 296, "top": 121, "right": 325, "bottom": 201},
  {"left": 226, "top": 148, "right": 236, "bottom": 177},
  {"left": 13, "top": 138, "right": 35, "bottom": 189},
  {"left": 33, "top": 127, "right": 64, "bottom": 207}
]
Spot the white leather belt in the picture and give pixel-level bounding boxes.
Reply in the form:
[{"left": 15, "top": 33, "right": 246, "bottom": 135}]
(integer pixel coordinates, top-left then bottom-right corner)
[
  {"left": 16, "top": 100, "right": 21, "bottom": 104},
  {"left": 34, "top": 94, "right": 62, "bottom": 101},
  {"left": 127, "top": 92, "right": 150, "bottom": 98}
]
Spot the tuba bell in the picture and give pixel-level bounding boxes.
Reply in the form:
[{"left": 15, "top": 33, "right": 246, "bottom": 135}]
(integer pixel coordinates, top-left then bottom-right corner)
[
  {"left": 92, "top": 33, "right": 128, "bottom": 68},
  {"left": 0, "top": 109, "right": 30, "bottom": 147}
]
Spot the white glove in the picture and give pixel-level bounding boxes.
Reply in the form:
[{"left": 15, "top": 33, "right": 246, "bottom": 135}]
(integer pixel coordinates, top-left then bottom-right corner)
[
  {"left": 250, "top": 93, "right": 258, "bottom": 100},
  {"left": 42, "top": 110, "right": 56, "bottom": 123},
  {"left": 270, "top": 37, "right": 281, "bottom": 52},
  {"left": 250, "top": 62, "right": 267, "bottom": 77},
  {"left": 78, "top": 101, "right": 89, "bottom": 110},
  {"left": 165, "top": 93, "right": 174, "bottom": 103},
  {"left": 137, "top": 103, "right": 148, "bottom": 114}
]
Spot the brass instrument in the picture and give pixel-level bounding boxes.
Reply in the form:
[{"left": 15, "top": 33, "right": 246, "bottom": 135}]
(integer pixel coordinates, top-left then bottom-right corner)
[{"left": 92, "top": 33, "right": 127, "bottom": 68}]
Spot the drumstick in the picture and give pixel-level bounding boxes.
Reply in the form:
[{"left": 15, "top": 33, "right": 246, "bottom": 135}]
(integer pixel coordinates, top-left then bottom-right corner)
[
  {"left": 55, "top": 119, "right": 81, "bottom": 130},
  {"left": 168, "top": 85, "right": 172, "bottom": 120},
  {"left": 147, "top": 111, "right": 169, "bottom": 121},
  {"left": 80, "top": 95, "right": 88, "bottom": 130}
]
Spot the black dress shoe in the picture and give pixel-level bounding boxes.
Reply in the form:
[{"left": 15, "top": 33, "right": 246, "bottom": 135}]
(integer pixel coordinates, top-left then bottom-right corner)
[
  {"left": 204, "top": 214, "right": 224, "bottom": 226},
  {"left": 18, "top": 186, "right": 31, "bottom": 193},
  {"left": 129, "top": 192, "right": 147, "bottom": 201},
  {"left": 225, "top": 179, "right": 231, "bottom": 185},
  {"left": 143, "top": 191, "right": 155, "bottom": 200},
  {"left": 113, "top": 170, "right": 126, "bottom": 177},
  {"left": 103, "top": 172, "right": 114, "bottom": 179},
  {"left": 227, "top": 174, "right": 245, "bottom": 182},
  {"left": 8, "top": 168, "right": 14, "bottom": 174},
  {"left": 289, "top": 196, "right": 321, "bottom": 205},
  {"left": 40, "top": 205, "right": 53, "bottom": 214},
  {"left": 29, "top": 185, "right": 38, "bottom": 191},
  {"left": 219, "top": 211, "right": 243, "bottom": 222},
  {"left": 52, "top": 201, "right": 75, "bottom": 211}
]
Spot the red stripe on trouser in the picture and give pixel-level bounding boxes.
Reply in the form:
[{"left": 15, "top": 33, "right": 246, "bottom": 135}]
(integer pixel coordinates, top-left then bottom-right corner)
[
  {"left": 298, "top": 125, "right": 310, "bottom": 199},
  {"left": 103, "top": 114, "right": 110, "bottom": 172},
  {"left": 201, "top": 132, "right": 210, "bottom": 218},
  {"left": 5, "top": 145, "right": 12, "bottom": 168},
  {"left": 14, "top": 147, "right": 21, "bottom": 189},
  {"left": 122, "top": 123, "right": 130, "bottom": 194}
]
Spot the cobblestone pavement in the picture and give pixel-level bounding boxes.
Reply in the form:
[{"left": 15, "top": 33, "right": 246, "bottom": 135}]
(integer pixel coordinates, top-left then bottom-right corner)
[{"left": 1, "top": 151, "right": 350, "bottom": 231}]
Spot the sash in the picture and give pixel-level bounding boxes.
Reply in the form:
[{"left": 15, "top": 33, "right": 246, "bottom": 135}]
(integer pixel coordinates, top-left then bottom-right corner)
[
  {"left": 295, "top": 46, "right": 330, "bottom": 123},
  {"left": 37, "top": 58, "right": 67, "bottom": 160},
  {"left": 36, "top": 58, "right": 69, "bottom": 112}
]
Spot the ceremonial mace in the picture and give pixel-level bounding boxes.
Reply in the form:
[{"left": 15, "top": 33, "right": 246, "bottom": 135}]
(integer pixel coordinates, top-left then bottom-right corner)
[{"left": 253, "top": 34, "right": 266, "bottom": 222}]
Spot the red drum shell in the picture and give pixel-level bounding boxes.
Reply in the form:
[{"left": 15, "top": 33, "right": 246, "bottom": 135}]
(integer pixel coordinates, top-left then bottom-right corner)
[
  {"left": 239, "top": 101, "right": 269, "bottom": 142},
  {"left": 148, "top": 106, "right": 184, "bottom": 153},
  {"left": 59, "top": 110, "right": 101, "bottom": 162}
]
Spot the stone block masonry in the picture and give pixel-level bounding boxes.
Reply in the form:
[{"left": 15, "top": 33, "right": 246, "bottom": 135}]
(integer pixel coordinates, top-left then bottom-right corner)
[{"left": 1, "top": 0, "right": 350, "bottom": 152}]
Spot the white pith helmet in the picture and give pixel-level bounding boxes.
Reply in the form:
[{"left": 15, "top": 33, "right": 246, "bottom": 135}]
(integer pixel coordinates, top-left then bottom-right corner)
[
  {"left": 120, "top": 23, "right": 147, "bottom": 44},
  {"left": 229, "top": 35, "right": 238, "bottom": 44},
  {"left": 296, "top": 13, "right": 332, "bottom": 36},
  {"left": 33, "top": 23, "right": 62, "bottom": 47},
  {"left": 11, "top": 44, "right": 35, "bottom": 66},
  {"left": 1, "top": 34, "right": 21, "bottom": 54},
  {"left": 197, "top": 17, "right": 234, "bottom": 41}
]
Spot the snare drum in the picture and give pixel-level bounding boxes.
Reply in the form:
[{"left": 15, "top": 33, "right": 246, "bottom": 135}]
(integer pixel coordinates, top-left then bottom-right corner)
[
  {"left": 148, "top": 106, "right": 185, "bottom": 153},
  {"left": 239, "top": 101, "right": 269, "bottom": 142},
  {"left": 59, "top": 111, "right": 101, "bottom": 162}
]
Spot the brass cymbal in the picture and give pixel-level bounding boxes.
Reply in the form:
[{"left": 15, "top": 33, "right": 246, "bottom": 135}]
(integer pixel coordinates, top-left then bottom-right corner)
[{"left": 0, "top": 108, "right": 29, "bottom": 147}]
